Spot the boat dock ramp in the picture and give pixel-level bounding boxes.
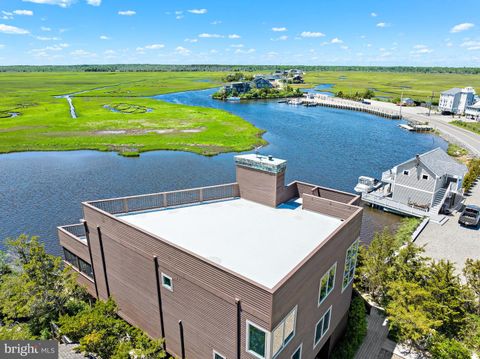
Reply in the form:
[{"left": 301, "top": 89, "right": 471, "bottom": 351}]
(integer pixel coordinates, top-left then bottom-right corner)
[
  {"left": 399, "top": 123, "right": 433, "bottom": 132},
  {"left": 286, "top": 94, "right": 402, "bottom": 119}
]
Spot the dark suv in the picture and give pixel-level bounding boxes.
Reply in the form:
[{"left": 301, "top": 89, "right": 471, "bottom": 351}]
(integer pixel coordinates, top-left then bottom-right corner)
[{"left": 458, "top": 205, "right": 480, "bottom": 227}]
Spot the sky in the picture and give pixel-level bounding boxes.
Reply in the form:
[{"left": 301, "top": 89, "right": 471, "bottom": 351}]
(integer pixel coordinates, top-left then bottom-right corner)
[{"left": 0, "top": 0, "right": 480, "bottom": 66}]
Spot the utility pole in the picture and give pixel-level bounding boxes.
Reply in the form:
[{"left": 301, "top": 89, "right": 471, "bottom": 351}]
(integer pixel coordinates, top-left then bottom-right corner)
[
  {"left": 428, "top": 91, "right": 435, "bottom": 116},
  {"left": 399, "top": 89, "right": 404, "bottom": 117}
]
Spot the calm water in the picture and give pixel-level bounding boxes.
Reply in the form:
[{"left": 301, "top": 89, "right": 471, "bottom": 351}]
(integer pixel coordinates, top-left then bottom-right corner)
[{"left": 0, "top": 88, "right": 447, "bottom": 255}]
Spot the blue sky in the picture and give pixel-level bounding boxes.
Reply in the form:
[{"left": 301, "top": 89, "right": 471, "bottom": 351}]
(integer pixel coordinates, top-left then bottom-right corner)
[{"left": 0, "top": 0, "right": 480, "bottom": 66}]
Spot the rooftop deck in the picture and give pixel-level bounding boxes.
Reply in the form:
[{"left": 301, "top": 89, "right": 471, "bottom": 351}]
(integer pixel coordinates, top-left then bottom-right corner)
[{"left": 118, "top": 197, "right": 343, "bottom": 289}]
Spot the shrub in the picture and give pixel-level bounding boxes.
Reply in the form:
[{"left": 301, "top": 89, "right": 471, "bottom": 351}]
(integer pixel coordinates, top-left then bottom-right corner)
[
  {"left": 463, "top": 158, "right": 480, "bottom": 191},
  {"left": 429, "top": 336, "right": 471, "bottom": 359},
  {"left": 330, "top": 296, "right": 367, "bottom": 359}
]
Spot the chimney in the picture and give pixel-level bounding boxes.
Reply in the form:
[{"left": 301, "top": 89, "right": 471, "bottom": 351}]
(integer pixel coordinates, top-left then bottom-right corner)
[
  {"left": 415, "top": 154, "right": 420, "bottom": 167},
  {"left": 234, "top": 154, "right": 287, "bottom": 207}
]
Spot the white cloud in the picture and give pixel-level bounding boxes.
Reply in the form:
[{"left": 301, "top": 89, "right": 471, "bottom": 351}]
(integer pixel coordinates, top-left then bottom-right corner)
[
  {"left": 331, "top": 37, "right": 343, "bottom": 44},
  {"left": 234, "top": 48, "right": 255, "bottom": 54},
  {"left": 70, "top": 49, "right": 96, "bottom": 57},
  {"left": 36, "top": 36, "right": 59, "bottom": 40},
  {"left": 175, "top": 46, "right": 191, "bottom": 55},
  {"left": 300, "top": 31, "right": 325, "bottom": 38},
  {"left": 211, "top": 20, "right": 222, "bottom": 25},
  {"left": 188, "top": 9, "right": 207, "bottom": 14},
  {"left": 118, "top": 10, "right": 136, "bottom": 16},
  {"left": 376, "top": 22, "right": 389, "bottom": 28},
  {"left": 271, "top": 35, "right": 288, "bottom": 41},
  {"left": 230, "top": 44, "right": 244, "bottom": 48},
  {"left": 86, "top": 0, "right": 101, "bottom": 6},
  {"left": 450, "top": 22, "right": 474, "bottom": 33},
  {"left": 13, "top": 10, "right": 34, "bottom": 16},
  {"left": 184, "top": 38, "right": 198, "bottom": 43},
  {"left": 340, "top": 45, "right": 349, "bottom": 50},
  {"left": 0, "top": 24, "right": 29, "bottom": 34},
  {"left": 411, "top": 44, "right": 433, "bottom": 54},
  {"left": 198, "top": 33, "right": 223, "bottom": 38},
  {"left": 176, "top": 15, "right": 183, "bottom": 20},
  {"left": 228, "top": 34, "right": 241, "bottom": 39},
  {"left": 461, "top": 40, "right": 480, "bottom": 50},
  {"left": 41, "top": 26, "right": 51, "bottom": 31},
  {"left": 0, "top": 44, "right": 4, "bottom": 49},
  {"left": 1, "top": 11, "right": 13, "bottom": 20},
  {"left": 371, "top": 12, "right": 377, "bottom": 17},
  {"left": 145, "top": 44, "right": 165, "bottom": 50},
  {"left": 22, "top": 0, "right": 73, "bottom": 8},
  {"left": 272, "top": 27, "right": 287, "bottom": 32},
  {"left": 104, "top": 49, "right": 115, "bottom": 55}
]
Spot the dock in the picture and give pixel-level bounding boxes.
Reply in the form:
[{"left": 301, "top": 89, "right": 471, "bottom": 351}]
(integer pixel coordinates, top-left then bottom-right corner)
[
  {"left": 287, "top": 94, "right": 402, "bottom": 119},
  {"left": 399, "top": 123, "right": 433, "bottom": 132}
]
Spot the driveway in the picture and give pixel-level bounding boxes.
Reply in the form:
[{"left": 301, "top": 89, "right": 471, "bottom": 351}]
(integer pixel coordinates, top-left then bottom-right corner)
[{"left": 415, "top": 179, "right": 480, "bottom": 275}]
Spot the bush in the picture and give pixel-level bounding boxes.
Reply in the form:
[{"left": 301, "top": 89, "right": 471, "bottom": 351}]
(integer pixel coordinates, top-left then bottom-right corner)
[
  {"left": 463, "top": 158, "right": 480, "bottom": 191},
  {"left": 429, "top": 336, "right": 471, "bottom": 359},
  {"left": 330, "top": 296, "right": 367, "bottom": 359},
  {"left": 447, "top": 144, "right": 468, "bottom": 158}
]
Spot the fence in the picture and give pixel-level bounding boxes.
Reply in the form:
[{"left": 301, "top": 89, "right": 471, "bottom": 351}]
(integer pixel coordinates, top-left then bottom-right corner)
[{"left": 88, "top": 183, "right": 240, "bottom": 215}]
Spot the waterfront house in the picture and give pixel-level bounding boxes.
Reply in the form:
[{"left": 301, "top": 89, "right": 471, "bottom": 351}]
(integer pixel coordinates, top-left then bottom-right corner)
[
  {"left": 465, "top": 101, "right": 480, "bottom": 121},
  {"left": 58, "top": 154, "right": 362, "bottom": 359},
  {"left": 400, "top": 98, "right": 415, "bottom": 106},
  {"left": 253, "top": 77, "right": 274, "bottom": 89},
  {"left": 362, "top": 148, "right": 467, "bottom": 222},
  {"left": 225, "top": 81, "right": 251, "bottom": 95},
  {"left": 439, "top": 87, "right": 476, "bottom": 115}
]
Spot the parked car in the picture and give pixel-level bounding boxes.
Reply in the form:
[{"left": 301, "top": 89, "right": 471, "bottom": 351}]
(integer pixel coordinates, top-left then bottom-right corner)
[{"left": 458, "top": 205, "right": 480, "bottom": 227}]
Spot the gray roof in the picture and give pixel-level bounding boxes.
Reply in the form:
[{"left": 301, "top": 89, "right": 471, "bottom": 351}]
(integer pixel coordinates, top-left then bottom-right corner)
[
  {"left": 441, "top": 88, "right": 462, "bottom": 95},
  {"left": 400, "top": 148, "right": 467, "bottom": 178}
]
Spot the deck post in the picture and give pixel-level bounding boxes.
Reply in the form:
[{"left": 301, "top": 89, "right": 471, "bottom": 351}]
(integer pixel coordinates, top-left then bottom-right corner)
[
  {"left": 96, "top": 226, "right": 110, "bottom": 298},
  {"left": 153, "top": 256, "right": 166, "bottom": 350},
  {"left": 179, "top": 320, "right": 185, "bottom": 359},
  {"left": 82, "top": 220, "right": 99, "bottom": 298}
]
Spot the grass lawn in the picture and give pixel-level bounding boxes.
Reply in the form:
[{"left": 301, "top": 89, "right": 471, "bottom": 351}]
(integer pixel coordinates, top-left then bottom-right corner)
[
  {"left": 451, "top": 120, "right": 480, "bottom": 135},
  {"left": 2, "top": 70, "right": 480, "bottom": 156},
  {"left": 0, "top": 72, "right": 266, "bottom": 156},
  {"left": 302, "top": 71, "right": 480, "bottom": 102}
]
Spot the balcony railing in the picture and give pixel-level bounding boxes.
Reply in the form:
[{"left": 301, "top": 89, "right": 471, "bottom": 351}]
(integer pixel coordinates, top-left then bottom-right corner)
[
  {"left": 87, "top": 183, "right": 240, "bottom": 215},
  {"left": 60, "top": 223, "right": 86, "bottom": 239}
]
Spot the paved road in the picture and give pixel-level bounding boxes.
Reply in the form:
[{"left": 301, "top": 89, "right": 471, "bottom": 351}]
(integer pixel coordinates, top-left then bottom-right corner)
[{"left": 368, "top": 100, "right": 480, "bottom": 156}]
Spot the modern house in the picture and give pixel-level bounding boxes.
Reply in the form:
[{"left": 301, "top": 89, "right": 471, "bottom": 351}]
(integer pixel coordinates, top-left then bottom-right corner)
[
  {"left": 58, "top": 154, "right": 363, "bottom": 359},
  {"left": 361, "top": 148, "right": 468, "bottom": 222},
  {"left": 465, "top": 101, "right": 480, "bottom": 121},
  {"left": 225, "top": 82, "right": 252, "bottom": 95},
  {"left": 438, "top": 87, "right": 476, "bottom": 115},
  {"left": 253, "top": 77, "right": 274, "bottom": 89}
]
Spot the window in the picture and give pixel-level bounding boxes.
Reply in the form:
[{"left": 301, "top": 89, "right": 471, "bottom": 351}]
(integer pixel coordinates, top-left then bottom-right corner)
[
  {"left": 314, "top": 307, "right": 332, "bottom": 348},
  {"left": 291, "top": 344, "right": 302, "bottom": 359},
  {"left": 247, "top": 321, "right": 269, "bottom": 359},
  {"left": 342, "top": 239, "right": 359, "bottom": 290},
  {"left": 272, "top": 307, "right": 297, "bottom": 357},
  {"left": 63, "top": 248, "right": 78, "bottom": 267},
  {"left": 318, "top": 263, "right": 336, "bottom": 305},
  {"left": 403, "top": 170, "right": 410, "bottom": 175},
  {"left": 78, "top": 258, "right": 93, "bottom": 278},
  {"left": 161, "top": 273, "right": 173, "bottom": 291},
  {"left": 213, "top": 351, "right": 225, "bottom": 359},
  {"left": 422, "top": 174, "right": 429, "bottom": 180}
]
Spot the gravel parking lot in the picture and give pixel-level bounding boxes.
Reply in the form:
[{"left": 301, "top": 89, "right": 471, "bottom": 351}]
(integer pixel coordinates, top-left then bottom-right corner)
[{"left": 415, "top": 180, "right": 480, "bottom": 276}]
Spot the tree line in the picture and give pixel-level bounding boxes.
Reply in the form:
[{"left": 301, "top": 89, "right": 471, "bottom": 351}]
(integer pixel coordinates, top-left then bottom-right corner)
[{"left": 2, "top": 64, "right": 480, "bottom": 74}]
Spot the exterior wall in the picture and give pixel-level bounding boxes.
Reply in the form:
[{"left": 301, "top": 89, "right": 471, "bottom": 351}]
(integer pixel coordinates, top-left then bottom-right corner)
[
  {"left": 58, "top": 230, "right": 90, "bottom": 264},
  {"left": 392, "top": 161, "right": 435, "bottom": 206},
  {"left": 439, "top": 93, "right": 460, "bottom": 113},
  {"left": 236, "top": 165, "right": 286, "bottom": 207},
  {"left": 82, "top": 204, "right": 273, "bottom": 359},
  {"left": 270, "top": 209, "right": 363, "bottom": 359}
]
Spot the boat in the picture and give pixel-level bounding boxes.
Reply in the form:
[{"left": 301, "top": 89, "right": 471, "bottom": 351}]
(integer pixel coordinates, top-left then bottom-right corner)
[
  {"left": 354, "top": 176, "right": 382, "bottom": 193},
  {"left": 226, "top": 96, "right": 240, "bottom": 102}
]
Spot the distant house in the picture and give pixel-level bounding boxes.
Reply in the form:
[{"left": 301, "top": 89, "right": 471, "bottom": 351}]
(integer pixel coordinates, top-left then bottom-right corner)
[
  {"left": 362, "top": 148, "right": 468, "bottom": 221},
  {"left": 438, "top": 87, "right": 476, "bottom": 114},
  {"left": 465, "top": 101, "right": 480, "bottom": 121},
  {"left": 225, "top": 81, "right": 251, "bottom": 94},
  {"left": 252, "top": 77, "right": 274, "bottom": 89},
  {"left": 292, "top": 74, "right": 304, "bottom": 84},
  {"left": 400, "top": 98, "right": 415, "bottom": 106}
]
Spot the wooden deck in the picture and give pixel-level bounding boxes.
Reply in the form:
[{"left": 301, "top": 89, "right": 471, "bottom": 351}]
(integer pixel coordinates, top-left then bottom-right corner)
[{"left": 354, "top": 308, "right": 391, "bottom": 359}]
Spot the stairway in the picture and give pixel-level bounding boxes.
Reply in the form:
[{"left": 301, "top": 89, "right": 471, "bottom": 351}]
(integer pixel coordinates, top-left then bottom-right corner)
[{"left": 430, "top": 188, "right": 447, "bottom": 214}]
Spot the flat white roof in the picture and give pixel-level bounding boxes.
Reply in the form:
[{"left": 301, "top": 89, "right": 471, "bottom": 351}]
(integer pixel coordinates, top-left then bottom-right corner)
[{"left": 119, "top": 198, "right": 342, "bottom": 289}]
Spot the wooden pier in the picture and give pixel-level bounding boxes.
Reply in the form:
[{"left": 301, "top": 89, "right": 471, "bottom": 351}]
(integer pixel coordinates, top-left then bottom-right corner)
[{"left": 287, "top": 95, "right": 402, "bottom": 119}]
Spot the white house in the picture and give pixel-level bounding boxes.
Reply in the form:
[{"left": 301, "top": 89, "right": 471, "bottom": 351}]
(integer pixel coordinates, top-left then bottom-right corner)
[
  {"left": 466, "top": 101, "right": 480, "bottom": 121},
  {"left": 438, "top": 87, "right": 476, "bottom": 114}
]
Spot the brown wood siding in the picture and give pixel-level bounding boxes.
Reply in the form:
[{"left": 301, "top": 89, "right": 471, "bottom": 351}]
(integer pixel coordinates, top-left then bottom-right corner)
[
  {"left": 270, "top": 210, "right": 362, "bottom": 359},
  {"left": 64, "top": 262, "right": 96, "bottom": 296},
  {"left": 236, "top": 166, "right": 285, "bottom": 207},
  {"left": 295, "top": 182, "right": 358, "bottom": 204},
  {"left": 302, "top": 194, "right": 359, "bottom": 220},
  {"left": 82, "top": 204, "right": 273, "bottom": 358},
  {"left": 58, "top": 229, "right": 90, "bottom": 264}
]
